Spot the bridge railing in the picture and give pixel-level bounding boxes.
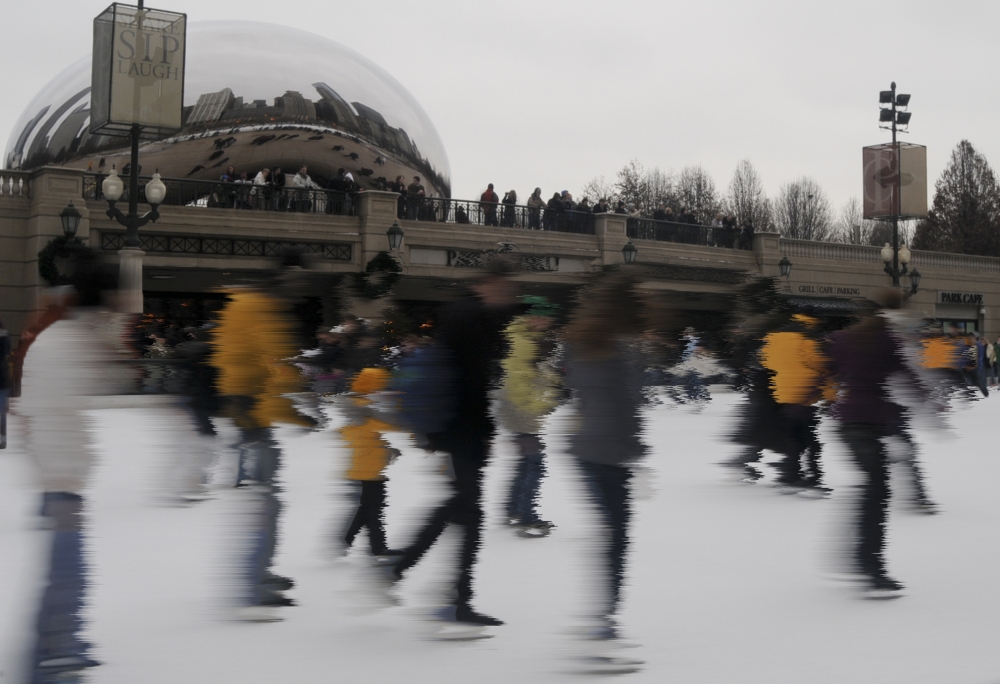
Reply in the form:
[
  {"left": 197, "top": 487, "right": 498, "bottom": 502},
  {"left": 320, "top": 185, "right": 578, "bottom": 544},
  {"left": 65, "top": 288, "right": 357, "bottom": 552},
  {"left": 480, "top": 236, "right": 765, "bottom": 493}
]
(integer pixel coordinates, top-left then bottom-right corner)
[
  {"left": 0, "top": 171, "right": 31, "bottom": 199},
  {"left": 627, "top": 217, "right": 750, "bottom": 250},
  {"left": 82, "top": 173, "right": 357, "bottom": 216},
  {"left": 399, "top": 196, "right": 596, "bottom": 235}
]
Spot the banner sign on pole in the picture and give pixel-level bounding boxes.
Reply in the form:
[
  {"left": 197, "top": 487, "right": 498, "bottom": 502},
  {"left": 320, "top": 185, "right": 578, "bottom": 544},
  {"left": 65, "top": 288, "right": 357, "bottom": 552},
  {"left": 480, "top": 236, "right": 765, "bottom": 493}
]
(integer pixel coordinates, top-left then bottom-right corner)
[
  {"left": 91, "top": 3, "right": 186, "bottom": 137},
  {"left": 862, "top": 142, "right": 928, "bottom": 220}
]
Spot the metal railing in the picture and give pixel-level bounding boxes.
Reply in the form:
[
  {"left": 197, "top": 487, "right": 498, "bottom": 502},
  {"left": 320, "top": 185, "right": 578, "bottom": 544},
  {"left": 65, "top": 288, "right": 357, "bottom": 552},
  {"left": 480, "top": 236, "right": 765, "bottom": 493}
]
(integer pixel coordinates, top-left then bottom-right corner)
[
  {"left": 83, "top": 173, "right": 357, "bottom": 216},
  {"left": 398, "top": 196, "right": 596, "bottom": 235},
  {"left": 626, "top": 217, "right": 751, "bottom": 250}
]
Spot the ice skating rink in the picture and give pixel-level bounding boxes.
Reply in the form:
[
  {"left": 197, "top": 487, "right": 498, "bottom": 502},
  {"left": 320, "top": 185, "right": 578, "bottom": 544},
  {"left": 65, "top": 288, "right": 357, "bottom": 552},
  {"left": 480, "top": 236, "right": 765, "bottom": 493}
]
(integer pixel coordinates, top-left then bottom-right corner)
[{"left": 3, "top": 391, "right": 1000, "bottom": 683}]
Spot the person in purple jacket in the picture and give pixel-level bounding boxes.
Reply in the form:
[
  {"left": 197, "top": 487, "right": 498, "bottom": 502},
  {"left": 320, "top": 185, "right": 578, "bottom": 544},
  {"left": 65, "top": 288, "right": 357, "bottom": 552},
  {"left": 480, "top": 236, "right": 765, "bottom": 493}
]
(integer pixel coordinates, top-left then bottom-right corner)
[{"left": 826, "top": 289, "right": 917, "bottom": 598}]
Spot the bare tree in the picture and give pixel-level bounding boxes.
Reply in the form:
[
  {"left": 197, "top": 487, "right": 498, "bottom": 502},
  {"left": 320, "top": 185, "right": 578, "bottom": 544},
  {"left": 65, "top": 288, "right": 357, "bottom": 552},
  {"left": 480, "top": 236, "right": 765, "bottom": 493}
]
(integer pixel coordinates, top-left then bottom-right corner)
[
  {"left": 676, "top": 166, "right": 721, "bottom": 224},
  {"left": 645, "top": 167, "right": 677, "bottom": 214},
  {"left": 773, "top": 177, "right": 833, "bottom": 241},
  {"left": 580, "top": 174, "right": 617, "bottom": 205},
  {"left": 834, "top": 196, "right": 911, "bottom": 246},
  {"left": 615, "top": 159, "right": 646, "bottom": 211},
  {"left": 725, "top": 159, "right": 771, "bottom": 230}
]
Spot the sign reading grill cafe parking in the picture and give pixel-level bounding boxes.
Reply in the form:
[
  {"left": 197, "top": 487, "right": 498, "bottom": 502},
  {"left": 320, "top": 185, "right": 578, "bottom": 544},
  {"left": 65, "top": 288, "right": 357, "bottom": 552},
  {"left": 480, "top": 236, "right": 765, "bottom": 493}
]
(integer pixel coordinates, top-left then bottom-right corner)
[
  {"left": 91, "top": 3, "right": 187, "bottom": 137},
  {"left": 937, "top": 291, "right": 985, "bottom": 305}
]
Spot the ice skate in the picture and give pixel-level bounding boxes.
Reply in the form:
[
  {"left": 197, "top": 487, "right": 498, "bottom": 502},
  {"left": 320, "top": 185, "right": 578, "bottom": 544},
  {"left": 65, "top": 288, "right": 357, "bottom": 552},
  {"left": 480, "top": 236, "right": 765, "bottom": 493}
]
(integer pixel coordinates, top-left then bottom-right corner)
[
  {"left": 515, "top": 520, "right": 555, "bottom": 538},
  {"left": 423, "top": 605, "right": 499, "bottom": 641},
  {"left": 569, "top": 654, "right": 645, "bottom": 676}
]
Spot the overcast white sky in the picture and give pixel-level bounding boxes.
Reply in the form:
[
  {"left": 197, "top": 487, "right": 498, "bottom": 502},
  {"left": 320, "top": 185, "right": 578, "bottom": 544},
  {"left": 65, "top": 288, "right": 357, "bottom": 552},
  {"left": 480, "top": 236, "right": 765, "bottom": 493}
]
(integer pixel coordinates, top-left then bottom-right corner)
[{"left": 2, "top": 0, "right": 998, "bottom": 213}]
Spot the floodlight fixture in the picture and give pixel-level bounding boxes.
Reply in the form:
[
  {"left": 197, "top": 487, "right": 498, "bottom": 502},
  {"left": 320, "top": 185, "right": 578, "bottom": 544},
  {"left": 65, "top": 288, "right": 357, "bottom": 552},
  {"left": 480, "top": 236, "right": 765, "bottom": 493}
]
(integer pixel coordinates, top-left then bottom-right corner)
[
  {"left": 896, "top": 111, "right": 912, "bottom": 125},
  {"left": 879, "top": 109, "right": 894, "bottom": 122},
  {"left": 895, "top": 93, "right": 910, "bottom": 107},
  {"left": 879, "top": 91, "right": 893, "bottom": 104}
]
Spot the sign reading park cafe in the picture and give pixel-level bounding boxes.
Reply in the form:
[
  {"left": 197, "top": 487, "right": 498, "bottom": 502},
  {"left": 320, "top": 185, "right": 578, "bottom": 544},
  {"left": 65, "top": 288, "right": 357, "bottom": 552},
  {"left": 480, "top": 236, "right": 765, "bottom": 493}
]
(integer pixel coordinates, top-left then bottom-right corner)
[{"left": 91, "top": 3, "right": 186, "bottom": 137}]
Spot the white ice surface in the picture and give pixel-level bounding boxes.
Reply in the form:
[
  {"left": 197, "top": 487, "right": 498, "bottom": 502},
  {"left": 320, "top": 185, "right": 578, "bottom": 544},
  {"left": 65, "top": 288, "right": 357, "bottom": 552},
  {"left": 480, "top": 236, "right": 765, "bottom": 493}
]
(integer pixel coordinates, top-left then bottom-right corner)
[{"left": 2, "top": 392, "right": 1000, "bottom": 683}]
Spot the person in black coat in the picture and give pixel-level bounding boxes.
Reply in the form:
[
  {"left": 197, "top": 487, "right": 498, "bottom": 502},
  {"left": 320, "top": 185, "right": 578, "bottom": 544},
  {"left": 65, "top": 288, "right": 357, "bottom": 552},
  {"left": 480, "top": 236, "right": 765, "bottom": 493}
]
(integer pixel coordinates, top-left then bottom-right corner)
[
  {"left": 545, "top": 193, "right": 564, "bottom": 230},
  {"left": 0, "top": 318, "right": 9, "bottom": 449},
  {"left": 389, "top": 262, "right": 518, "bottom": 626},
  {"left": 271, "top": 167, "right": 287, "bottom": 211}
]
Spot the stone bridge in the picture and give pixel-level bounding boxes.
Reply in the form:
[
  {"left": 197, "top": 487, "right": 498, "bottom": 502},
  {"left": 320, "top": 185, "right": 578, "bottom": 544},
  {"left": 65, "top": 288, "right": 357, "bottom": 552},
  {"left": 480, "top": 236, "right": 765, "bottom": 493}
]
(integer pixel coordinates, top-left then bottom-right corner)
[{"left": 4, "top": 167, "right": 1000, "bottom": 342}]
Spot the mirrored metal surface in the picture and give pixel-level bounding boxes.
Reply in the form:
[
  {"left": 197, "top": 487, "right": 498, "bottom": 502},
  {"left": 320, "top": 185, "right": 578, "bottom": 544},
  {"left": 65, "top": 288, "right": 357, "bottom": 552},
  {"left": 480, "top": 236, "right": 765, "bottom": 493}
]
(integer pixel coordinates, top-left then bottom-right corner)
[{"left": 4, "top": 21, "right": 450, "bottom": 196}]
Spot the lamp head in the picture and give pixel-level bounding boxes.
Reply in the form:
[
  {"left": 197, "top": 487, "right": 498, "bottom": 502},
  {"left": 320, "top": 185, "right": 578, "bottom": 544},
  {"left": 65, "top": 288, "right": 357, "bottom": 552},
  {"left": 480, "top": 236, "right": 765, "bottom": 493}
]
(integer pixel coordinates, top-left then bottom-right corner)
[
  {"left": 145, "top": 172, "right": 167, "bottom": 206},
  {"left": 908, "top": 268, "right": 921, "bottom": 294},
  {"left": 896, "top": 111, "right": 912, "bottom": 125},
  {"left": 60, "top": 201, "right": 82, "bottom": 238},
  {"left": 881, "top": 243, "right": 893, "bottom": 264},
  {"left": 622, "top": 240, "right": 638, "bottom": 264},
  {"left": 102, "top": 166, "right": 124, "bottom": 202},
  {"left": 898, "top": 243, "right": 911, "bottom": 265},
  {"left": 879, "top": 109, "right": 894, "bottom": 122},
  {"left": 895, "top": 93, "right": 911, "bottom": 107},
  {"left": 386, "top": 221, "right": 404, "bottom": 251},
  {"left": 778, "top": 255, "right": 792, "bottom": 278},
  {"left": 879, "top": 90, "right": 893, "bottom": 104}
]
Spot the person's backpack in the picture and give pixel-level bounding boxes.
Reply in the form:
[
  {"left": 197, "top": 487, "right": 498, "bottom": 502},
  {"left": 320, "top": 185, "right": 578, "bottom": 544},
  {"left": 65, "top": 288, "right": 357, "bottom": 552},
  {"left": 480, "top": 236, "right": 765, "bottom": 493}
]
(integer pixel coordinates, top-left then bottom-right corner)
[{"left": 386, "top": 343, "right": 458, "bottom": 435}]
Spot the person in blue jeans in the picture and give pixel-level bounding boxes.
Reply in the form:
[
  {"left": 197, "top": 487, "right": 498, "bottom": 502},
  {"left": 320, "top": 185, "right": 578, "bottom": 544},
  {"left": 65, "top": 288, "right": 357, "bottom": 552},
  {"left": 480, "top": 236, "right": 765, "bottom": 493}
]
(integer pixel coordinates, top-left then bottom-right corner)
[{"left": 497, "top": 297, "right": 562, "bottom": 536}]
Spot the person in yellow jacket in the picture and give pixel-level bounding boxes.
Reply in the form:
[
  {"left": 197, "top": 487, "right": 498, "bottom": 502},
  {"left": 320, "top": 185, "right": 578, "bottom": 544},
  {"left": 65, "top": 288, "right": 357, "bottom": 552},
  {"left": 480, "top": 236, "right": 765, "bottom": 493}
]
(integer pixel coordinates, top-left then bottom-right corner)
[
  {"left": 497, "top": 296, "right": 562, "bottom": 536},
  {"left": 209, "top": 279, "right": 315, "bottom": 617},
  {"left": 747, "top": 314, "right": 833, "bottom": 493},
  {"left": 338, "top": 367, "right": 404, "bottom": 559}
]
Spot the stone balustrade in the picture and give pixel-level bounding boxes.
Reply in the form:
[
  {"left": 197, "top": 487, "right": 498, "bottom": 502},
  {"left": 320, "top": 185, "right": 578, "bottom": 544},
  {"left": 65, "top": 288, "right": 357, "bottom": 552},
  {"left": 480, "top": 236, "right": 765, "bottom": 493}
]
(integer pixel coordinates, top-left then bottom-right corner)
[{"left": 0, "top": 171, "right": 31, "bottom": 199}]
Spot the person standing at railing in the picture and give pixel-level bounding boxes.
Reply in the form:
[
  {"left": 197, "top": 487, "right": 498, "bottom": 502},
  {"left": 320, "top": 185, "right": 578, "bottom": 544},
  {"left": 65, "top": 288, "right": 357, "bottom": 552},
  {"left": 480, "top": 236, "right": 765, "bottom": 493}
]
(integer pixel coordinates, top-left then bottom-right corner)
[
  {"left": 722, "top": 214, "right": 738, "bottom": 248},
  {"left": 653, "top": 203, "right": 668, "bottom": 221},
  {"left": 235, "top": 172, "right": 253, "bottom": 210},
  {"left": 481, "top": 183, "right": 500, "bottom": 226},
  {"left": 739, "top": 220, "right": 755, "bottom": 251},
  {"left": 292, "top": 165, "right": 322, "bottom": 212},
  {"left": 545, "top": 193, "right": 564, "bottom": 230},
  {"left": 406, "top": 175, "right": 425, "bottom": 220},
  {"left": 252, "top": 167, "right": 271, "bottom": 210},
  {"left": 220, "top": 164, "right": 238, "bottom": 209},
  {"left": 0, "top": 317, "right": 8, "bottom": 449},
  {"left": 501, "top": 189, "right": 517, "bottom": 227},
  {"left": 527, "top": 188, "right": 545, "bottom": 229},
  {"left": 390, "top": 175, "right": 406, "bottom": 218},
  {"left": 328, "top": 168, "right": 356, "bottom": 216},
  {"left": 592, "top": 198, "right": 611, "bottom": 214},
  {"left": 626, "top": 203, "right": 641, "bottom": 219},
  {"left": 271, "top": 167, "right": 287, "bottom": 211},
  {"left": 614, "top": 200, "right": 627, "bottom": 215}
]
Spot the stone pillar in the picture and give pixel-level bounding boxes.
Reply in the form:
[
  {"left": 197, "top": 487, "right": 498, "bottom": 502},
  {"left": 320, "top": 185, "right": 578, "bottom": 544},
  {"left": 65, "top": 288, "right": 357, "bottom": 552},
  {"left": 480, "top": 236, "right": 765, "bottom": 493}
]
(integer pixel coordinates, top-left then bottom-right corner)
[
  {"left": 752, "top": 231, "right": 782, "bottom": 276},
  {"left": 357, "top": 190, "right": 403, "bottom": 269},
  {"left": 594, "top": 213, "right": 629, "bottom": 265},
  {"left": 1, "top": 167, "right": 89, "bottom": 343},
  {"left": 117, "top": 247, "right": 145, "bottom": 314}
]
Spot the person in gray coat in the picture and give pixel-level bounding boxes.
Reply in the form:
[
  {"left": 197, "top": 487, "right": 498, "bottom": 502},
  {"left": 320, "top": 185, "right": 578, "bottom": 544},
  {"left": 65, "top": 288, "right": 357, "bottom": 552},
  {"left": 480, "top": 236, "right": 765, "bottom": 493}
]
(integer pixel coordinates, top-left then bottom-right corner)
[{"left": 562, "top": 271, "right": 651, "bottom": 642}]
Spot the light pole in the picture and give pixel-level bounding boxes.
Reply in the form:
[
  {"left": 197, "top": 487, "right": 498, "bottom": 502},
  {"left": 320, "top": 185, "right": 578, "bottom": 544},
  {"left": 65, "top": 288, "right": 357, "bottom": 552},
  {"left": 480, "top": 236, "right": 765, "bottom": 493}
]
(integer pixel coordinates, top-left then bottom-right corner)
[
  {"left": 101, "top": 167, "right": 166, "bottom": 244},
  {"left": 878, "top": 82, "right": 912, "bottom": 288}
]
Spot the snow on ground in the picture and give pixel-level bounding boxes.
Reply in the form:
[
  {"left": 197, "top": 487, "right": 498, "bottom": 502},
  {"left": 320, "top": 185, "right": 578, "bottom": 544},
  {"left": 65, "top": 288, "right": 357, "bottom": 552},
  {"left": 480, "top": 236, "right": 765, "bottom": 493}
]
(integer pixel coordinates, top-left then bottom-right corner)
[{"left": 3, "top": 391, "right": 1000, "bottom": 683}]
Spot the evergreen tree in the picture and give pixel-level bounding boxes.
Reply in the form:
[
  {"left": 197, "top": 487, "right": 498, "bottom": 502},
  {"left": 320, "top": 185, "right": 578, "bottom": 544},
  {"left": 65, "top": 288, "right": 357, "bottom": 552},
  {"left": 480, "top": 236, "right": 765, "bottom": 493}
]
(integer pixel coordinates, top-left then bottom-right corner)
[{"left": 913, "top": 140, "right": 1000, "bottom": 256}]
